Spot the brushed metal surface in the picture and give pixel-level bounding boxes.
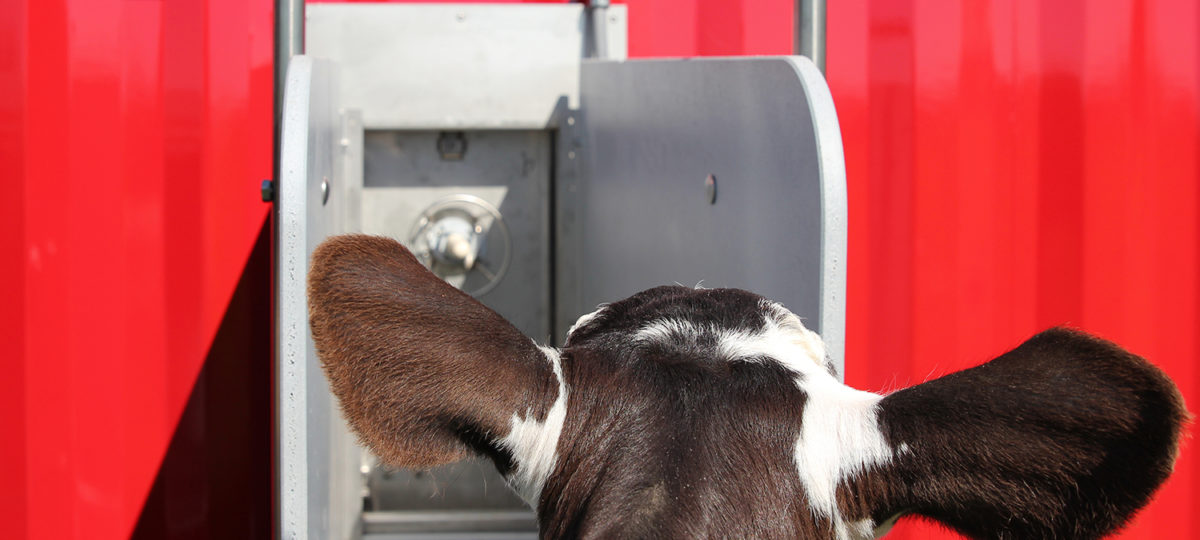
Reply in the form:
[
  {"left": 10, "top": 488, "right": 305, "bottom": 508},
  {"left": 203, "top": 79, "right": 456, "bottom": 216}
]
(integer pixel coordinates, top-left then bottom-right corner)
[
  {"left": 361, "top": 130, "right": 552, "bottom": 342},
  {"left": 306, "top": 3, "right": 627, "bottom": 130},
  {"left": 563, "top": 56, "right": 847, "bottom": 374},
  {"left": 277, "top": 55, "right": 365, "bottom": 540}
]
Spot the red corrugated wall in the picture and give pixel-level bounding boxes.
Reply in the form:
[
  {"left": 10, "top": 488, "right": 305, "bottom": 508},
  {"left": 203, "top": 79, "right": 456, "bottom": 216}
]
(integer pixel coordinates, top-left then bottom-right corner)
[
  {"left": 0, "top": 0, "right": 275, "bottom": 538},
  {"left": 2, "top": 0, "right": 1195, "bottom": 538}
]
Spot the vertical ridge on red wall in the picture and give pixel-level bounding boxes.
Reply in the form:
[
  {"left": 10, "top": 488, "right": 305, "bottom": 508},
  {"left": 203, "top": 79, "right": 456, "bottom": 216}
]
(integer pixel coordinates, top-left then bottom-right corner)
[
  {"left": 828, "top": 0, "right": 1199, "bottom": 538},
  {"left": 0, "top": 0, "right": 28, "bottom": 537},
  {"left": 23, "top": 1, "right": 73, "bottom": 536},
  {"left": 4, "top": 0, "right": 1195, "bottom": 538}
]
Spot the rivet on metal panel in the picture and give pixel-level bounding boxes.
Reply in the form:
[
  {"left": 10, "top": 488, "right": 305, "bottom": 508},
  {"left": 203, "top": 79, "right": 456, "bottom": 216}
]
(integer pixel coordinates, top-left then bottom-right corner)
[
  {"left": 705, "top": 174, "right": 717, "bottom": 204},
  {"left": 261, "top": 179, "right": 275, "bottom": 202},
  {"left": 568, "top": 151, "right": 576, "bottom": 160},
  {"left": 321, "top": 177, "right": 330, "bottom": 205},
  {"left": 567, "top": 116, "right": 576, "bottom": 126},
  {"left": 437, "top": 131, "right": 467, "bottom": 161}
]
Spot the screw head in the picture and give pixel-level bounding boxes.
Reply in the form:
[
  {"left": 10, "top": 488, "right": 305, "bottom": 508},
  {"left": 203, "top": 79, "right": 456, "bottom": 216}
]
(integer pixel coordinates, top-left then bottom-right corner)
[
  {"left": 260, "top": 179, "right": 274, "bottom": 202},
  {"left": 437, "top": 131, "right": 467, "bottom": 161}
]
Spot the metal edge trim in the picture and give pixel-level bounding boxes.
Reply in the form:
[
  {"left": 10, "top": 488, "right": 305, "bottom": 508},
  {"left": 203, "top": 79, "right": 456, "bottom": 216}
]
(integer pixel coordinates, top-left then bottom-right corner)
[
  {"left": 783, "top": 55, "right": 848, "bottom": 380},
  {"left": 277, "top": 54, "right": 313, "bottom": 540}
]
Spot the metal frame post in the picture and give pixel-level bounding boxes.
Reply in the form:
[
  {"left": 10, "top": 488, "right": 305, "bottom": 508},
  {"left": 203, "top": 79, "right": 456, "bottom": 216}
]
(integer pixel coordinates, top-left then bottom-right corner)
[{"left": 795, "top": 0, "right": 826, "bottom": 73}]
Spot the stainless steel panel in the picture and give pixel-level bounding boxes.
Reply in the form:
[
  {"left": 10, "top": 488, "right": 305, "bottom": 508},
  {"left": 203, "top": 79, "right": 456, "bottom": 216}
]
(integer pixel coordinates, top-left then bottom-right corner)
[
  {"left": 583, "top": 4, "right": 628, "bottom": 60},
  {"left": 367, "top": 533, "right": 537, "bottom": 540},
  {"left": 563, "top": 56, "right": 847, "bottom": 374},
  {"left": 363, "top": 511, "right": 537, "bottom": 534},
  {"left": 306, "top": 4, "right": 627, "bottom": 130},
  {"left": 277, "top": 55, "right": 366, "bottom": 540},
  {"left": 366, "top": 458, "right": 527, "bottom": 513},
  {"left": 366, "top": 535, "right": 536, "bottom": 540},
  {"left": 361, "top": 130, "right": 553, "bottom": 342}
]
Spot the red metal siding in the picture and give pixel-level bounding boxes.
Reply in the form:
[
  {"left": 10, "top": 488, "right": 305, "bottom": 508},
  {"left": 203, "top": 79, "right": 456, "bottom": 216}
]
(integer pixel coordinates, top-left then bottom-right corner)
[
  {"left": 621, "top": 0, "right": 793, "bottom": 58},
  {"left": 0, "top": 0, "right": 274, "bottom": 538},
  {"left": 2, "top": 0, "right": 1195, "bottom": 538},
  {"left": 827, "top": 0, "right": 1200, "bottom": 538},
  {"left": 0, "top": 1, "right": 29, "bottom": 537}
]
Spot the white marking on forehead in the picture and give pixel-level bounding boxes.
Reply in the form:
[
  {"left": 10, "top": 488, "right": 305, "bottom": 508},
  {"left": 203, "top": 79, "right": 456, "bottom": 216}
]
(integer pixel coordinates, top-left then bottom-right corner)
[
  {"left": 499, "top": 345, "right": 568, "bottom": 506},
  {"left": 793, "top": 372, "right": 894, "bottom": 539},
  {"left": 631, "top": 301, "right": 830, "bottom": 375},
  {"left": 724, "top": 302, "right": 830, "bottom": 374},
  {"left": 566, "top": 304, "right": 608, "bottom": 339},
  {"left": 628, "top": 300, "right": 896, "bottom": 537},
  {"left": 634, "top": 318, "right": 699, "bottom": 347},
  {"left": 632, "top": 302, "right": 894, "bottom": 537}
]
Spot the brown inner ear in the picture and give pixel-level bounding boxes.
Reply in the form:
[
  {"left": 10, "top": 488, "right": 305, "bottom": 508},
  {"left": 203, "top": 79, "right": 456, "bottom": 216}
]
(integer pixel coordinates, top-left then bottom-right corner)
[{"left": 308, "top": 234, "right": 558, "bottom": 469}]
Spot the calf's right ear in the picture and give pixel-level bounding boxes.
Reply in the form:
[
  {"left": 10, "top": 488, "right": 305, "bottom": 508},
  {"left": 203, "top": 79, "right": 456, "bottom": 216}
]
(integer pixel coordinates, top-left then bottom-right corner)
[{"left": 306, "top": 235, "right": 560, "bottom": 470}]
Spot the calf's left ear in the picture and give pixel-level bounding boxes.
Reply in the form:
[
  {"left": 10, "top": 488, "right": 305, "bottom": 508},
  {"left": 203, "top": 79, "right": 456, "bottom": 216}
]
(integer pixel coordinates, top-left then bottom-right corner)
[
  {"left": 307, "top": 235, "right": 559, "bottom": 470},
  {"left": 868, "top": 328, "right": 1188, "bottom": 539}
]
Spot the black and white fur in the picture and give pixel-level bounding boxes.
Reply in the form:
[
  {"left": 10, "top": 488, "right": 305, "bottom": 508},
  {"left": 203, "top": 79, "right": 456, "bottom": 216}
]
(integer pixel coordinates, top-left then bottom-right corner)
[{"left": 309, "top": 235, "right": 1187, "bottom": 539}]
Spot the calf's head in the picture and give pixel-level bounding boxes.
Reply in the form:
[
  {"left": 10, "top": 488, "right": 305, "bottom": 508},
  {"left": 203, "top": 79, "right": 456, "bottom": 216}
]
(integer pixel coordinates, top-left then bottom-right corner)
[{"left": 309, "top": 235, "right": 1187, "bottom": 539}]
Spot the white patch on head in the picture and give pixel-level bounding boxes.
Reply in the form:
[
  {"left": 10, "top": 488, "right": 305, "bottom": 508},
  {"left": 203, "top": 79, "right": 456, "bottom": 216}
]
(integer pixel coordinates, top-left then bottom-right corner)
[
  {"left": 633, "top": 318, "right": 698, "bottom": 347},
  {"left": 566, "top": 305, "right": 607, "bottom": 340},
  {"left": 499, "top": 345, "right": 568, "bottom": 507},
  {"left": 631, "top": 302, "right": 897, "bottom": 538},
  {"left": 631, "top": 301, "right": 830, "bottom": 375},
  {"left": 723, "top": 302, "right": 831, "bottom": 373}
]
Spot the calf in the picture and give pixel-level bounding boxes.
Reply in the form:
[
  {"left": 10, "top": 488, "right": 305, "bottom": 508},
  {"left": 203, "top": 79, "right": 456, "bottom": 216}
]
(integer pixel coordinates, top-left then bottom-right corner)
[{"left": 308, "top": 235, "right": 1187, "bottom": 539}]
